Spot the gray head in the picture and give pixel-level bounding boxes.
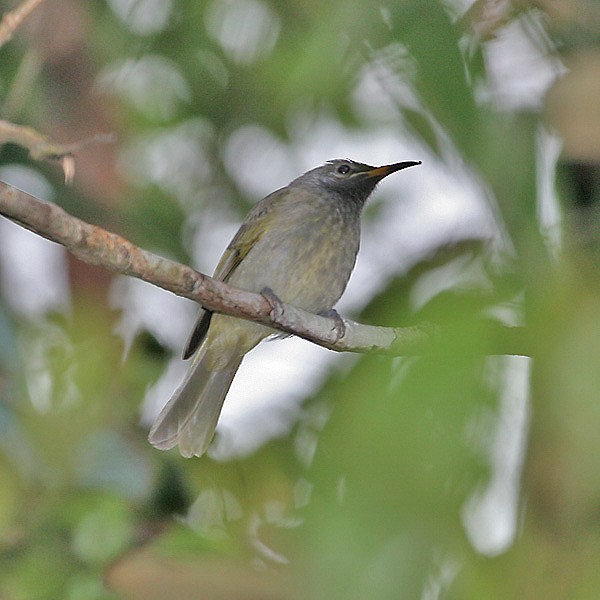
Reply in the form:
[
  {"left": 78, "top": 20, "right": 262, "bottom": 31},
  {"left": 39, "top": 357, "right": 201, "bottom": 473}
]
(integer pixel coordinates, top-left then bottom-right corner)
[{"left": 290, "top": 158, "right": 421, "bottom": 206}]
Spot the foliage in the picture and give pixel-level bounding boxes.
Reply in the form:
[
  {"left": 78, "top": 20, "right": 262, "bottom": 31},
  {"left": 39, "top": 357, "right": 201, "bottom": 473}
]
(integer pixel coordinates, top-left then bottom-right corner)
[{"left": 1, "top": 0, "right": 599, "bottom": 598}]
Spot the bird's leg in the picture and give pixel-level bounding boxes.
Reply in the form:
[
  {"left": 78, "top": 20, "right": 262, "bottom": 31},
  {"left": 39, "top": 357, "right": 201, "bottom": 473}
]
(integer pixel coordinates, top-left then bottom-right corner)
[{"left": 319, "top": 308, "right": 346, "bottom": 342}]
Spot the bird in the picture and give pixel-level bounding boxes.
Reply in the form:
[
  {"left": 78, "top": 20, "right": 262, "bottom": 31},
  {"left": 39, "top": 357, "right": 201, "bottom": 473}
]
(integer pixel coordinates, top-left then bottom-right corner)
[{"left": 148, "top": 158, "right": 421, "bottom": 457}]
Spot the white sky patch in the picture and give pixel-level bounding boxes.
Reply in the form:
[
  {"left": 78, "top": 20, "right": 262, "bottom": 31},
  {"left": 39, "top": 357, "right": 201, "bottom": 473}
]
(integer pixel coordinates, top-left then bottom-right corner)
[
  {"left": 110, "top": 275, "right": 194, "bottom": 355},
  {"left": 536, "top": 126, "right": 563, "bottom": 258},
  {"left": 462, "top": 356, "right": 531, "bottom": 556},
  {"left": 106, "top": 0, "right": 173, "bottom": 35},
  {"left": 204, "top": 0, "right": 280, "bottom": 66},
  {"left": 0, "top": 166, "right": 70, "bottom": 317},
  {"left": 481, "top": 12, "right": 565, "bottom": 110},
  {"left": 209, "top": 338, "right": 341, "bottom": 459},
  {"left": 97, "top": 55, "right": 191, "bottom": 122}
]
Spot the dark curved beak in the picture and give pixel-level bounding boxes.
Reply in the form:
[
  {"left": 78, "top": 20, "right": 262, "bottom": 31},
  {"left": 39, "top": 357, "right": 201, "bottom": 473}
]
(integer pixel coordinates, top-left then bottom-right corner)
[{"left": 366, "top": 161, "right": 422, "bottom": 180}]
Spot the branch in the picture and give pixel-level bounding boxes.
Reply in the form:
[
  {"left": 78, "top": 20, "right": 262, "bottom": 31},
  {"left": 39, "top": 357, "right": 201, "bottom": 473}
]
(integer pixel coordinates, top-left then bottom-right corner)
[
  {"left": 0, "top": 180, "right": 529, "bottom": 356},
  {"left": 0, "top": 120, "right": 116, "bottom": 184},
  {"left": 0, "top": 0, "right": 46, "bottom": 49}
]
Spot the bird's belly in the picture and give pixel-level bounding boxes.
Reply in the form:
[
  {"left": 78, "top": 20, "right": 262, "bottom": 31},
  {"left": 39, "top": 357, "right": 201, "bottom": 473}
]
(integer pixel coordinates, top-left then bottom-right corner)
[{"left": 205, "top": 233, "right": 357, "bottom": 367}]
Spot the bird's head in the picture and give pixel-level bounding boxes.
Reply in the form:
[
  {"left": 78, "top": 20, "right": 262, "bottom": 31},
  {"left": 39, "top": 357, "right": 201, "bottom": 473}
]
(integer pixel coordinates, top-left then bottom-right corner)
[{"left": 292, "top": 158, "right": 421, "bottom": 206}]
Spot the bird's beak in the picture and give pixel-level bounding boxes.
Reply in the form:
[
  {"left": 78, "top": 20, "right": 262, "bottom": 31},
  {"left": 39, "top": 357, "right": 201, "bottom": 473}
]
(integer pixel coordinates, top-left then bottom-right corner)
[{"left": 365, "top": 161, "right": 422, "bottom": 179}]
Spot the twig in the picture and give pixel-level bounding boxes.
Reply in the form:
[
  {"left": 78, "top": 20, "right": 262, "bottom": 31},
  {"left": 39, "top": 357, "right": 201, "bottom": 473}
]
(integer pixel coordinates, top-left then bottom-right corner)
[
  {"left": 0, "top": 180, "right": 530, "bottom": 356},
  {"left": 0, "top": 0, "right": 47, "bottom": 49},
  {"left": 0, "top": 120, "right": 115, "bottom": 183}
]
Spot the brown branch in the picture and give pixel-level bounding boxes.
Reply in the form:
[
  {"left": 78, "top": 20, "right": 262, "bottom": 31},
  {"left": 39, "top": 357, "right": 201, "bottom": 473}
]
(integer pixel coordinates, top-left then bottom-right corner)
[
  {"left": 0, "top": 0, "right": 46, "bottom": 49},
  {"left": 0, "top": 120, "right": 115, "bottom": 183},
  {"left": 0, "top": 120, "right": 68, "bottom": 160},
  {"left": 0, "top": 180, "right": 530, "bottom": 357}
]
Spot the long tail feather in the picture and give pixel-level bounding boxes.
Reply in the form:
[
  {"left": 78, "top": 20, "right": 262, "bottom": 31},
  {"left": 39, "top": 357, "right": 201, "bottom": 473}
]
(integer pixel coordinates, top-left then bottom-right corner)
[{"left": 148, "top": 349, "right": 242, "bottom": 458}]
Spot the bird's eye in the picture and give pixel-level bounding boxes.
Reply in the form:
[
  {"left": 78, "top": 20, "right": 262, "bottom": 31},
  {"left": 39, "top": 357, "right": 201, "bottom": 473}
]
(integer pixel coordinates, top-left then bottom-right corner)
[{"left": 336, "top": 164, "right": 351, "bottom": 175}]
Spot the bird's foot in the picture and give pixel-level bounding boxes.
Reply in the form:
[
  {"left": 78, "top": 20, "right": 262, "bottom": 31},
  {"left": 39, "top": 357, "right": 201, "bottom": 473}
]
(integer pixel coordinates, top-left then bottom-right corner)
[
  {"left": 261, "top": 287, "right": 285, "bottom": 319},
  {"left": 260, "top": 287, "right": 292, "bottom": 339},
  {"left": 319, "top": 308, "right": 346, "bottom": 342},
  {"left": 261, "top": 289, "right": 346, "bottom": 343}
]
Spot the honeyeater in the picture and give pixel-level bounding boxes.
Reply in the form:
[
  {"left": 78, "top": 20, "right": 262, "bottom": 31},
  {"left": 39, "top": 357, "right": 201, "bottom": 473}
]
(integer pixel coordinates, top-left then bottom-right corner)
[{"left": 148, "top": 158, "right": 421, "bottom": 457}]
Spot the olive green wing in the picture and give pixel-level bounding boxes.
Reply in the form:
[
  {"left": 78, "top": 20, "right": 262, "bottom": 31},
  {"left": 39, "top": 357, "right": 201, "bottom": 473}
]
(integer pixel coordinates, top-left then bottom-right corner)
[{"left": 182, "top": 188, "right": 287, "bottom": 358}]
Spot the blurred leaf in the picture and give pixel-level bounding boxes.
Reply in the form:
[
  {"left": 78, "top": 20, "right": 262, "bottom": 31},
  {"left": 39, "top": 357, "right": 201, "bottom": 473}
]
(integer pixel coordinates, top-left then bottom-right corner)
[
  {"left": 403, "top": 107, "right": 442, "bottom": 157},
  {"left": 106, "top": 545, "right": 293, "bottom": 600},
  {"left": 72, "top": 496, "right": 134, "bottom": 564},
  {"left": 73, "top": 430, "right": 154, "bottom": 500},
  {"left": 0, "top": 304, "right": 16, "bottom": 369},
  {"left": 389, "top": 0, "right": 480, "bottom": 157},
  {"left": 1, "top": 0, "right": 599, "bottom": 598}
]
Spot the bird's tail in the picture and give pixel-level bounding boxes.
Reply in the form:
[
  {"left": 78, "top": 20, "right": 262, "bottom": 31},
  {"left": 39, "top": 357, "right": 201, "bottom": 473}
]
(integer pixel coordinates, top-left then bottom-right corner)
[{"left": 148, "top": 347, "right": 242, "bottom": 458}]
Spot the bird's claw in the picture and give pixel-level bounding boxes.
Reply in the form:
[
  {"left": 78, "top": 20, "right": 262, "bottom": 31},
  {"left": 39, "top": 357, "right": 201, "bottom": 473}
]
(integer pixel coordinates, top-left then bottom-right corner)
[
  {"left": 261, "top": 287, "right": 285, "bottom": 319},
  {"left": 319, "top": 308, "right": 346, "bottom": 342},
  {"left": 261, "top": 288, "right": 346, "bottom": 343}
]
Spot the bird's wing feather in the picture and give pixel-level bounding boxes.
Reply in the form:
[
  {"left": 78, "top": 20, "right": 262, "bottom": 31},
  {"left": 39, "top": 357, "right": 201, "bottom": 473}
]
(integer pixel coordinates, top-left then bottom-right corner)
[
  {"left": 215, "top": 187, "right": 288, "bottom": 280},
  {"left": 183, "top": 188, "right": 288, "bottom": 358},
  {"left": 149, "top": 344, "right": 243, "bottom": 457}
]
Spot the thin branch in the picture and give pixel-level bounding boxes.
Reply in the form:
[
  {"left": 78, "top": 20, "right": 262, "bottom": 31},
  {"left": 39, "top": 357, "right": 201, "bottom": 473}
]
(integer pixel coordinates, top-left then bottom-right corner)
[
  {"left": 0, "top": 120, "right": 115, "bottom": 183},
  {"left": 0, "top": 180, "right": 530, "bottom": 356},
  {"left": 0, "top": 0, "right": 47, "bottom": 49}
]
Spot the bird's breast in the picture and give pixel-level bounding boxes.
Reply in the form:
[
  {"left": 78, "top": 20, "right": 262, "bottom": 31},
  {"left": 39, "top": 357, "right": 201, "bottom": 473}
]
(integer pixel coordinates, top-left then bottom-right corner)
[{"left": 229, "top": 202, "right": 361, "bottom": 314}]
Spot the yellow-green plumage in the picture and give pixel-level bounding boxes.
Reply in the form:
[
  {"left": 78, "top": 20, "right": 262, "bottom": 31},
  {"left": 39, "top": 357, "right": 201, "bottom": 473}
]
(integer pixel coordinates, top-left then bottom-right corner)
[{"left": 148, "top": 158, "right": 420, "bottom": 457}]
